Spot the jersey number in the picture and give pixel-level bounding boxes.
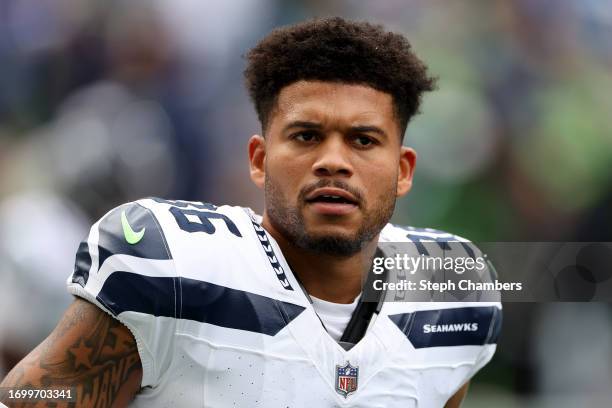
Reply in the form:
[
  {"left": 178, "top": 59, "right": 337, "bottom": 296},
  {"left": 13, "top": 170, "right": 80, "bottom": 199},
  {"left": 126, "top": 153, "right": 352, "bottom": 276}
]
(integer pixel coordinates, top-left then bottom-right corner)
[{"left": 169, "top": 206, "right": 242, "bottom": 237}]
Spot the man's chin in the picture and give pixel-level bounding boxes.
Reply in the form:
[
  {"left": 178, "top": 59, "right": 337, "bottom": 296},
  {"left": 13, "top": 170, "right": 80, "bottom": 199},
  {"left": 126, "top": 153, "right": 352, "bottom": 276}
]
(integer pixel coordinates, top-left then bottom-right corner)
[
  {"left": 294, "top": 233, "right": 366, "bottom": 257},
  {"left": 302, "top": 224, "right": 361, "bottom": 241}
]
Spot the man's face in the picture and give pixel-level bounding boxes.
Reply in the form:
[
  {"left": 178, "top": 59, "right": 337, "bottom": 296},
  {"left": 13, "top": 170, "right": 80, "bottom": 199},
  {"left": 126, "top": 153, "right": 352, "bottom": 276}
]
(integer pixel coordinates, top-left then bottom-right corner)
[{"left": 249, "top": 80, "right": 415, "bottom": 256}]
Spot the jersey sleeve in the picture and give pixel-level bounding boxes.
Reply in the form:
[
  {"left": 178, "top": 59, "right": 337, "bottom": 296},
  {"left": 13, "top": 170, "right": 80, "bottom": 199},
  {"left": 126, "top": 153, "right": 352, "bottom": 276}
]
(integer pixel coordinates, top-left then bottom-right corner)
[
  {"left": 439, "top": 239, "right": 502, "bottom": 382},
  {"left": 381, "top": 224, "right": 503, "bottom": 385},
  {"left": 66, "top": 201, "right": 178, "bottom": 387}
]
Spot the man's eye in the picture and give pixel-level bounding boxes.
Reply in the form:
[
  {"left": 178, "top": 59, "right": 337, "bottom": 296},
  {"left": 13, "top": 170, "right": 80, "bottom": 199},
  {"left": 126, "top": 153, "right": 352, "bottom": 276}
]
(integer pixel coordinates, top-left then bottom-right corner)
[
  {"left": 294, "top": 132, "right": 317, "bottom": 142},
  {"left": 355, "top": 135, "right": 375, "bottom": 146}
]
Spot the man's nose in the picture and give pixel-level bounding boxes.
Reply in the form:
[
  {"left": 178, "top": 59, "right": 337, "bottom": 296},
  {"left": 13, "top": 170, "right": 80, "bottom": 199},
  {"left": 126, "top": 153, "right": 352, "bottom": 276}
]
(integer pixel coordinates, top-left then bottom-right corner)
[{"left": 311, "top": 135, "right": 354, "bottom": 178}]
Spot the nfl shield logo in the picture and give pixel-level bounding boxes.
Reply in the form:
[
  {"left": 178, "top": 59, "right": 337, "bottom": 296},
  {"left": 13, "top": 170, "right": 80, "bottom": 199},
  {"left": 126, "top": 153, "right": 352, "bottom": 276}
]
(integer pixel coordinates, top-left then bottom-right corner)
[{"left": 335, "top": 361, "right": 359, "bottom": 398}]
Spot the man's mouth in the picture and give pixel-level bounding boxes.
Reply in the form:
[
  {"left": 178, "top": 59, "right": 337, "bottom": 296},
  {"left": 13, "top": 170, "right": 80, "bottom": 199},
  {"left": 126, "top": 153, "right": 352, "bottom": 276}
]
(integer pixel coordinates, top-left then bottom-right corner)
[{"left": 305, "top": 188, "right": 359, "bottom": 215}]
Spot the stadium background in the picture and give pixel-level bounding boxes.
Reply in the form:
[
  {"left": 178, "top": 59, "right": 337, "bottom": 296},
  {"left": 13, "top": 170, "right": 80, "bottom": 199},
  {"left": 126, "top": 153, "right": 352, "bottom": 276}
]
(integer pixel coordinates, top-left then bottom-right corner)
[{"left": 1, "top": 0, "right": 611, "bottom": 406}]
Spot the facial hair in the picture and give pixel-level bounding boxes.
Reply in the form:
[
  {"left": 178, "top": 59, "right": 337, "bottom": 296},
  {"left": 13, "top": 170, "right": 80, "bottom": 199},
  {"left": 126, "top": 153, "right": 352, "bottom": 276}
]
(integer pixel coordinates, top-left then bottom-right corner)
[{"left": 265, "top": 175, "right": 397, "bottom": 257}]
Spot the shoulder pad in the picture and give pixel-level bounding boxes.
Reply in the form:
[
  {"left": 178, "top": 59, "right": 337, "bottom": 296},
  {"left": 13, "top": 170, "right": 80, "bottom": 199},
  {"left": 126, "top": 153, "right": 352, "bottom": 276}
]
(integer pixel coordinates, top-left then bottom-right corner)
[{"left": 71, "top": 201, "right": 171, "bottom": 287}]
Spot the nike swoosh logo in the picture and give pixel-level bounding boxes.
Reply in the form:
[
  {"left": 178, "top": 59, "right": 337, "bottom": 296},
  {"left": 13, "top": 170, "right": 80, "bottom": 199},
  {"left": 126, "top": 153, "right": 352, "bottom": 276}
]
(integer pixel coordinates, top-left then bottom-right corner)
[{"left": 121, "top": 210, "right": 145, "bottom": 245}]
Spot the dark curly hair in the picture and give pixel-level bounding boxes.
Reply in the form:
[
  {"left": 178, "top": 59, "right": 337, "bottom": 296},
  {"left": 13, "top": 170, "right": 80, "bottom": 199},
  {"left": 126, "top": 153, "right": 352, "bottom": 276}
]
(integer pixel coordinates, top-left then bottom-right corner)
[{"left": 244, "top": 17, "right": 436, "bottom": 135}]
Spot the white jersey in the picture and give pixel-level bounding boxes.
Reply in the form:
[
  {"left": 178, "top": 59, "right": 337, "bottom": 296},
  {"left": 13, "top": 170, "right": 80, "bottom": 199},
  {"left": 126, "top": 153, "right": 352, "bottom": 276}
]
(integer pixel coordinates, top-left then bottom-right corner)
[{"left": 67, "top": 198, "right": 501, "bottom": 407}]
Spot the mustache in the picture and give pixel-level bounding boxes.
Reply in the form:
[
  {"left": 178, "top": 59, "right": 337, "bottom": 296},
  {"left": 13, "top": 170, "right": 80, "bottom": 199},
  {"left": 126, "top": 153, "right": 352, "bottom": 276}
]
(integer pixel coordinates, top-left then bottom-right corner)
[{"left": 298, "top": 179, "right": 365, "bottom": 206}]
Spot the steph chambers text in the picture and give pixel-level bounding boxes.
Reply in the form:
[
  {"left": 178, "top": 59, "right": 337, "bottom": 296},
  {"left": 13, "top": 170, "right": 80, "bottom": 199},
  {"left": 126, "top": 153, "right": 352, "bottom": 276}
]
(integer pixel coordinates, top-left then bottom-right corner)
[{"left": 372, "top": 279, "right": 522, "bottom": 292}]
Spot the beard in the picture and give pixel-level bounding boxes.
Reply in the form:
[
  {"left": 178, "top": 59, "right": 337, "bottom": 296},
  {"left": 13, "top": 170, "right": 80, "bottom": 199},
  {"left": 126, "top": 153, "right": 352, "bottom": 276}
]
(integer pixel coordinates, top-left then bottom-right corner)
[{"left": 265, "top": 175, "right": 396, "bottom": 257}]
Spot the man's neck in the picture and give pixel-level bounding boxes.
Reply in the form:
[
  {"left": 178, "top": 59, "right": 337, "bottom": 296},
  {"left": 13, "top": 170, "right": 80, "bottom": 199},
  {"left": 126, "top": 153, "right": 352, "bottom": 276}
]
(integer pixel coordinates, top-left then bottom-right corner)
[{"left": 262, "top": 217, "right": 379, "bottom": 304}]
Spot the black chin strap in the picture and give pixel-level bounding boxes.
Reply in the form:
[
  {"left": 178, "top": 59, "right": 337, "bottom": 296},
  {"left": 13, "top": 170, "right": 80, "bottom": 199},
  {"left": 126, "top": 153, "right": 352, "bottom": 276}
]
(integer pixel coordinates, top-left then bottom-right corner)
[
  {"left": 292, "top": 248, "right": 389, "bottom": 351},
  {"left": 338, "top": 248, "right": 388, "bottom": 350}
]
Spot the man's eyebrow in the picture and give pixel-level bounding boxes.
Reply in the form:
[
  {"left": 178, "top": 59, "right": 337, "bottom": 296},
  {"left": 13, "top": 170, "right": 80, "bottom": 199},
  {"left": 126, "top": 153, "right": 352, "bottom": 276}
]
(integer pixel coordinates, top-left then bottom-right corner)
[
  {"left": 283, "top": 121, "right": 323, "bottom": 131},
  {"left": 283, "top": 121, "right": 387, "bottom": 137},
  {"left": 350, "top": 125, "right": 387, "bottom": 137}
]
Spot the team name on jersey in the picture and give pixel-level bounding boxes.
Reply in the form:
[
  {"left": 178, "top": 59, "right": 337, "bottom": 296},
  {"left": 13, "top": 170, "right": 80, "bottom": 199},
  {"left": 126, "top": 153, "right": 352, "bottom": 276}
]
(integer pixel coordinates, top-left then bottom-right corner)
[{"left": 423, "top": 323, "right": 478, "bottom": 333}]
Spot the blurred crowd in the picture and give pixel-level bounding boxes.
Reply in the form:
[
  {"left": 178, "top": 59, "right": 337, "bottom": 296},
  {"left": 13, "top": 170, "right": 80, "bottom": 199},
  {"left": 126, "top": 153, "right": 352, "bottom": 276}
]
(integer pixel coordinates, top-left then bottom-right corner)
[{"left": 1, "top": 1, "right": 611, "bottom": 406}]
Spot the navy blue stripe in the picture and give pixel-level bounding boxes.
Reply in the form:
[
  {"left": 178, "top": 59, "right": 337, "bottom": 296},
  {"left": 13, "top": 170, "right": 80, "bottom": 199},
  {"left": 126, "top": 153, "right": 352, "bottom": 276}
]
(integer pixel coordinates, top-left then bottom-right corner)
[
  {"left": 97, "top": 272, "right": 305, "bottom": 336},
  {"left": 72, "top": 241, "right": 92, "bottom": 286},
  {"left": 389, "top": 306, "right": 501, "bottom": 348}
]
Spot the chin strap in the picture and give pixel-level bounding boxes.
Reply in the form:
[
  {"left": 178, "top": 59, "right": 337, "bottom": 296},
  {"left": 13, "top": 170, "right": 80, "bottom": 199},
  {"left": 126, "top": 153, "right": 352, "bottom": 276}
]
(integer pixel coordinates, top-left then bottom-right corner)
[{"left": 339, "top": 247, "right": 388, "bottom": 350}]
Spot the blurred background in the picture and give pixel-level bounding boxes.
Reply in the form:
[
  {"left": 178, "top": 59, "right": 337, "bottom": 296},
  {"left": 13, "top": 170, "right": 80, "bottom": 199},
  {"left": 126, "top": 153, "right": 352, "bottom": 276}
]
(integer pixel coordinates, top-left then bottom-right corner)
[{"left": 1, "top": 0, "right": 611, "bottom": 406}]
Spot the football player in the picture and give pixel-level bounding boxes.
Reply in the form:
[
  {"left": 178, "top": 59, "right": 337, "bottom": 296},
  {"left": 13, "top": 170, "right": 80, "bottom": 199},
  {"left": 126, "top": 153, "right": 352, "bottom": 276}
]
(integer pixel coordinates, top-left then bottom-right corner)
[{"left": 0, "top": 17, "right": 501, "bottom": 407}]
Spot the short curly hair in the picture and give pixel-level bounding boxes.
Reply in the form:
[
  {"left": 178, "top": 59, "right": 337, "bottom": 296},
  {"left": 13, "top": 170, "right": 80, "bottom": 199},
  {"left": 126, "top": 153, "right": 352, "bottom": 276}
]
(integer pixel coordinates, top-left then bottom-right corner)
[{"left": 244, "top": 17, "right": 436, "bottom": 135}]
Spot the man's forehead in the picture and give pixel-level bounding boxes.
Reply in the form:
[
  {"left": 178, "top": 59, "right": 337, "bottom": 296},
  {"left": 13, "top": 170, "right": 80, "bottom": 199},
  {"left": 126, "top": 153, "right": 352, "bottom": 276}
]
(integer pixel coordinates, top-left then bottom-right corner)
[{"left": 274, "top": 80, "right": 395, "bottom": 122}]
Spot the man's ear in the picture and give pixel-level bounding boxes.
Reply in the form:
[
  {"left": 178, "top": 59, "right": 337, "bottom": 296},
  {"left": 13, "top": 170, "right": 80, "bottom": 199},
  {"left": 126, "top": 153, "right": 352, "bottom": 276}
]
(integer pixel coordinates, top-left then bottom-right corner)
[
  {"left": 397, "top": 146, "right": 416, "bottom": 197},
  {"left": 248, "top": 135, "right": 266, "bottom": 189}
]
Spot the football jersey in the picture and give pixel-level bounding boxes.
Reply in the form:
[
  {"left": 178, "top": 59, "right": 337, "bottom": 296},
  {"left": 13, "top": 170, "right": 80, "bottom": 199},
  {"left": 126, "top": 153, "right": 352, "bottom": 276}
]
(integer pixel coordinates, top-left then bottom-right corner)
[{"left": 67, "top": 198, "right": 502, "bottom": 407}]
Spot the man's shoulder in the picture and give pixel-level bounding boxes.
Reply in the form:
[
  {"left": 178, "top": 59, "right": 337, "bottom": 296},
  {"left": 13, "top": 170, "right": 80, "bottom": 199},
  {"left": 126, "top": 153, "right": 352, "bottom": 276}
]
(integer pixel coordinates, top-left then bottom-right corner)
[
  {"left": 68, "top": 198, "right": 269, "bottom": 320},
  {"left": 379, "top": 222, "right": 487, "bottom": 265},
  {"left": 103, "top": 197, "right": 253, "bottom": 244},
  {"left": 70, "top": 198, "right": 256, "bottom": 286},
  {"left": 380, "top": 222, "right": 501, "bottom": 304}
]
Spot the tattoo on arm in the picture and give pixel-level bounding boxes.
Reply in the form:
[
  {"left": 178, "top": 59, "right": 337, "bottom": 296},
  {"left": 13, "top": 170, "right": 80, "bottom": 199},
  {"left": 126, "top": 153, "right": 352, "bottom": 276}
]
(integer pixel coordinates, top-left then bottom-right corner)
[{"left": 0, "top": 298, "right": 143, "bottom": 407}]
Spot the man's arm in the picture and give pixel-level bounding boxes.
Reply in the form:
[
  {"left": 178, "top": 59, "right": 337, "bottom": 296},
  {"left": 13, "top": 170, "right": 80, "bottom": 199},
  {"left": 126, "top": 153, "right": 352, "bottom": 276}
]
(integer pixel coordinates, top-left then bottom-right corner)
[
  {"left": 444, "top": 382, "right": 469, "bottom": 408},
  {"left": 0, "top": 298, "right": 142, "bottom": 407}
]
